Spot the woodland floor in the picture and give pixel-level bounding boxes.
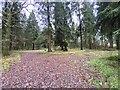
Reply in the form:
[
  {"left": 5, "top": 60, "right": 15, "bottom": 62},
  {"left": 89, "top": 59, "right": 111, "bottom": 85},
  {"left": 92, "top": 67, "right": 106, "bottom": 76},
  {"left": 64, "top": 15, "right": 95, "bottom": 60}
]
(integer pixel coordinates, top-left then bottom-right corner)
[{"left": 2, "top": 50, "right": 118, "bottom": 88}]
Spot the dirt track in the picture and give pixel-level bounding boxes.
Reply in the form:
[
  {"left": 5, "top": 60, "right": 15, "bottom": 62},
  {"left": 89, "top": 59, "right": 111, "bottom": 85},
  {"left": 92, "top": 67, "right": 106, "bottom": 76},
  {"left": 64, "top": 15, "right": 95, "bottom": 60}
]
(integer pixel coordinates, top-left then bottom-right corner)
[{"left": 2, "top": 52, "right": 95, "bottom": 88}]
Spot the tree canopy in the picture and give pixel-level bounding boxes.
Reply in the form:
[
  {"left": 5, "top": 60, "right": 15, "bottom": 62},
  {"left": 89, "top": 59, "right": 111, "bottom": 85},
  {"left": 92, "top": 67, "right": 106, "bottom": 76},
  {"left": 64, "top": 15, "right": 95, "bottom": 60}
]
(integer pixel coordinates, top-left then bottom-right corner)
[{"left": 1, "top": 1, "right": 120, "bottom": 56}]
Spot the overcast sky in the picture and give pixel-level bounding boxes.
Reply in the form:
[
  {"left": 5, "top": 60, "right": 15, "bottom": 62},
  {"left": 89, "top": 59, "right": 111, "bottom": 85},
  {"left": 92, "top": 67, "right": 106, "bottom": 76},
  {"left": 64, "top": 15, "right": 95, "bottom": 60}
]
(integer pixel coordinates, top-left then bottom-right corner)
[
  {"left": 21, "top": 0, "right": 98, "bottom": 30},
  {"left": 0, "top": 0, "right": 98, "bottom": 31}
]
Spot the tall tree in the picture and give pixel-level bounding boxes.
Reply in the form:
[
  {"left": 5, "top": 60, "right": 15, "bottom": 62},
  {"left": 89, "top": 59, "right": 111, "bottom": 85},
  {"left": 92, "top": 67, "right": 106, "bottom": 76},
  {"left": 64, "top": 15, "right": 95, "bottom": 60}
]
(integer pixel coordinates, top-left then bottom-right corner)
[
  {"left": 2, "top": 0, "right": 29, "bottom": 55},
  {"left": 97, "top": 2, "right": 114, "bottom": 48},
  {"left": 37, "top": 2, "right": 54, "bottom": 52},
  {"left": 70, "top": 2, "right": 84, "bottom": 50},
  {"left": 47, "top": 2, "right": 52, "bottom": 52},
  {"left": 82, "top": 2, "right": 95, "bottom": 49},
  {"left": 20, "top": 13, "right": 27, "bottom": 50},
  {"left": 54, "top": 2, "right": 70, "bottom": 51},
  {"left": 96, "top": 2, "right": 120, "bottom": 58},
  {"left": 77, "top": 2, "right": 83, "bottom": 50},
  {"left": 2, "top": 2, "right": 23, "bottom": 55},
  {"left": 26, "top": 11, "right": 40, "bottom": 50}
]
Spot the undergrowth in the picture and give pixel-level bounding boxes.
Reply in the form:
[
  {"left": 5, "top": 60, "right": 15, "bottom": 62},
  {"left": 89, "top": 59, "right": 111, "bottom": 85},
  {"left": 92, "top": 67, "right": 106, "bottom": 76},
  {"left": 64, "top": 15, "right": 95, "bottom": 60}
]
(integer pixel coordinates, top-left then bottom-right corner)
[
  {"left": 2, "top": 53, "right": 21, "bottom": 71},
  {"left": 87, "top": 54, "right": 119, "bottom": 89}
]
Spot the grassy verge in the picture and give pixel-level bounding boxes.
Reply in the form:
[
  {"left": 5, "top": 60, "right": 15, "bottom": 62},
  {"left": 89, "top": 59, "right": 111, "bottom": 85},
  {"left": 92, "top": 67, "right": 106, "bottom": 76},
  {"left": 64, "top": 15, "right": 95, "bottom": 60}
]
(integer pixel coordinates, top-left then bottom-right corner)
[
  {"left": 2, "top": 53, "right": 21, "bottom": 71},
  {"left": 87, "top": 53, "right": 119, "bottom": 88}
]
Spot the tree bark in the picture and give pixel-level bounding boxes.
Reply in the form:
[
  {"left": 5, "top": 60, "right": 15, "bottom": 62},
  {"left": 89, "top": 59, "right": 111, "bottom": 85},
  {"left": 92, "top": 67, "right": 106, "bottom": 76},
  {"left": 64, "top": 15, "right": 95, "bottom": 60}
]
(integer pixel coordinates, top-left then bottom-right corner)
[
  {"left": 47, "top": 2, "right": 52, "bottom": 52},
  {"left": 64, "top": 46, "right": 68, "bottom": 51},
  {"left": 78, "top": 3, "right": 83, "bottom": 50},
  {"left": 108, "top": 32, "right": 113, "bottom": 48},
  {"left": 9, "top": 26, "right": 13, "bottom": 50},
  {"left": 89, "top": 36, "right": 92, "bottom": 49},
  {"left": 48, "top": 33, "right": 52, "bottom": 52},
  {"left": 60, "top": 45, "right": 64, "bottom": 50},
  {"left": 84, "top": 30, "right": 87, "bottom": 48},
  {"left": 116, "top": 34, "right": 120, "bottom": 50},
  {"left": 93, "top": 37, "right": 96, "bottom": 49},
  {"left": 3, "top": 11, "right": 12, "bottom": 56},
  {"left": 32, "top": 43, "right": 34, "bottom": 50}
]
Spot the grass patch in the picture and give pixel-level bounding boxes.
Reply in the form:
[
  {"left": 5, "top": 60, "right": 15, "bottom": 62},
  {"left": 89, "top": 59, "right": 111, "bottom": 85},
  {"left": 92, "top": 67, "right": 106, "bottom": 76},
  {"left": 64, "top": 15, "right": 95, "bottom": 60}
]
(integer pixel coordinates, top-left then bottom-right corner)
[
  {"left": 14, "top": 49, "right": 87, "bottom": 54},
  {"left": 15, "top": 49, "right": 118, "bottom": 55},
  {"left": 45, "top": 49, "right": 86, "bottom": 54},
  {"left": 87, "top": 54, "right": 119, "bottom": 88},
  {"left": 107, "top": 55, "right": 119, "bottom": 61},
  {"left": 2, "top": 53, "right": 21, "bottom": 71}
]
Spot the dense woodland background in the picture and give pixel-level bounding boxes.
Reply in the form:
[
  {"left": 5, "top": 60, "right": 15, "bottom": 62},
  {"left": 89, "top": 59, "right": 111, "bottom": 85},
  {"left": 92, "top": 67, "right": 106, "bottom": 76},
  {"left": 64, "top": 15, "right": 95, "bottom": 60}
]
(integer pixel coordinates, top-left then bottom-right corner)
[
  {"left": 1, "top": 1, "right": 120, "bottom": 88},
  {"left": 1, "top": 1, "right": 120, "bottom": 56}
]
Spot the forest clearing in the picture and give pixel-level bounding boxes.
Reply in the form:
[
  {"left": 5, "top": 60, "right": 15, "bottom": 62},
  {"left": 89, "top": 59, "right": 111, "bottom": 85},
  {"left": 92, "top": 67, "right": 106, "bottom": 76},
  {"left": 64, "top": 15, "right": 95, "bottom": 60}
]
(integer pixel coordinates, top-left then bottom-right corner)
[
  {"left": 1, "top": 49, "right": 119, "bottom": 88},
  {"left": 1, "top": 0, "right": 120, "bottom": 89}
]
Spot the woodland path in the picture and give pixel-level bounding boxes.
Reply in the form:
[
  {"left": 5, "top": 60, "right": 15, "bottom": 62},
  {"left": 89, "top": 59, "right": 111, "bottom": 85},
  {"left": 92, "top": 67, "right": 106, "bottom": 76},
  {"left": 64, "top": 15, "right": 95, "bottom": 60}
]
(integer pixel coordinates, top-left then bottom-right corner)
[{"left": 2, "top": 52, "right": 96, "bottom": 88}]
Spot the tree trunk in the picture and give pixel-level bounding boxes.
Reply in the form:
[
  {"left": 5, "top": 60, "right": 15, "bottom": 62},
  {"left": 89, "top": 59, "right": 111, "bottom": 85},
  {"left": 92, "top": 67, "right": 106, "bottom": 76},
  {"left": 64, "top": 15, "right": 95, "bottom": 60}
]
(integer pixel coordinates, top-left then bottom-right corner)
[
  {"left": 116, "top": 34, "right": 120, "bottom": 50},
  {"left": 61, "top": 46, "right": 64, "bottom": 50},
  {"left": 78, "top": 3, "right": 83, "bottom": 50},
  {"left": 3, "top": 12, "right": 12, "bottom": 56},
  {"left": 9, "top": 29, "right": 13, "bottom": 50},
  {"left": 23, "top": 42, "right": 26, "bottom": 50},
  {"left": 101, "top": 36, "right": 104, "bottom": 47},
  {"left": 83, "top": 29, "right": 87, "bottom": 48},
  {"left": 32, "top": 43, "right": 34, "bottom": 50},
  {"left": 108, "top": 24, "right": 113, "bottom": 48},
  {"left": 89, "top": 36, "right": 92, "bottom": 49},
  {"left": 47, "top": 2, "right": 52, "bottom": 52},
  {"left": 48, "top": 33, "right": 52, "bottom": 52},
  {"left": 108, "top": 32, "right": 113, "bottom": 48},
  {"left": 9, "top": 40, "right": 12, "bottom": 50},
  {"left": 61, "top": 45, "right": 64, "bottom": 50},
  {"left": 116, "top": 33, "right": 120, "bottom": 60},
  {"left": 93, "top": 37, "right": 96, "bottom": 49},
  {"left": 64, "top": 45, "right": 68, "bottom": 51}
]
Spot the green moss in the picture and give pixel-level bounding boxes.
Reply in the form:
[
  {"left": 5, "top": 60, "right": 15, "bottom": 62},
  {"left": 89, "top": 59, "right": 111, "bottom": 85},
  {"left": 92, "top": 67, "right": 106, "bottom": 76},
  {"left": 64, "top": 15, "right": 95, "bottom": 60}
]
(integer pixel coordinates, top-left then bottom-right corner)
[{"left": 2, "top": 53, "right": 21, "bottom": 70}]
